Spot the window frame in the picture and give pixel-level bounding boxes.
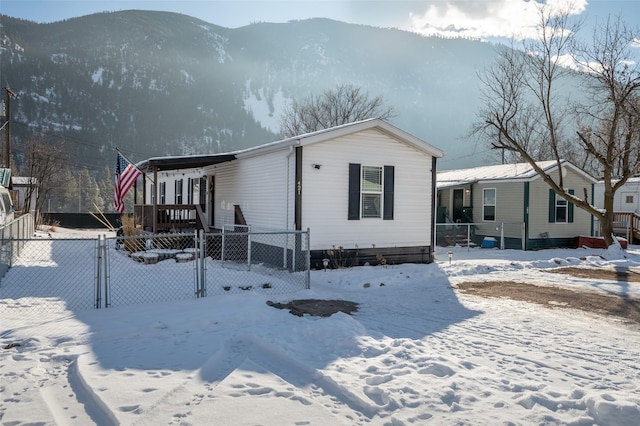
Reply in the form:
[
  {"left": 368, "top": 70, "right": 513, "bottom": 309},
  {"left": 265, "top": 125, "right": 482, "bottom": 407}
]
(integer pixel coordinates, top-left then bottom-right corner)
[
  {"left": 482, "top": 188, "right": 496, "bottom": 222},
  {"left": 555, "top": 193, "right": 568, "bottom": 223},
  {"left": 361, "top": 165, "right": 383, "bottom": 219},
  {"left": 159, "top": 182, "right": 166, "bottom": 204},
  {"left": 175, "top": 179, "right": 183, "bottom": 204}
]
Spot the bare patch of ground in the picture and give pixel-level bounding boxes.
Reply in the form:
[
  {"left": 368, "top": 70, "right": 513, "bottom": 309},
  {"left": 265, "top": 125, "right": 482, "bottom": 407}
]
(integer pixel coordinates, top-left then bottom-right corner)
[
  {"left": 548, "top": 266, "right": 640, "bottom": 282},
  {"left": 456, "top": 281, "right": 640, "bottom": 324},
  {"left": 267, "top": 299, "right": 359, "bottom": 317}
]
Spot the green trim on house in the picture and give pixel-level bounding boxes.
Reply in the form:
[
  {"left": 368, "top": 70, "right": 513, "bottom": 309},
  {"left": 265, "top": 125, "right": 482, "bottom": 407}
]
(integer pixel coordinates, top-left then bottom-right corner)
[
  {"left": 591, "top": 183, "right": 595, "bottom": 236},
  {"left": 523, "top": 182, "right": 529, "bottom": 250},
  {"left": 527, "top": 237, "right": 576, "bottom": 250}
]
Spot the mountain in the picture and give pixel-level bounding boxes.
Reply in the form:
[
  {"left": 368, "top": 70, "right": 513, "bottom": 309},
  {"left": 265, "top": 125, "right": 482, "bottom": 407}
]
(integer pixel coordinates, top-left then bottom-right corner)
[{"left": 0, "top": 11, "right": 499, "bottom": 173}]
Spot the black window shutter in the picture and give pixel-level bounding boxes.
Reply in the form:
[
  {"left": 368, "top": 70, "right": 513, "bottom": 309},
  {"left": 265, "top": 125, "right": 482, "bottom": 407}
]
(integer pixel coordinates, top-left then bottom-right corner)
[
  {"left": 383, "top": 165, "right": 394, "bottom": 220},
  {"left": 568, "top": 189, "right": 574, "bottom": 223},
  {"left": 348, "top": 163, "right": 361, "bottom": 220},
  {"left": 548, "top": 189, "right": 556, "bottom": 223}
]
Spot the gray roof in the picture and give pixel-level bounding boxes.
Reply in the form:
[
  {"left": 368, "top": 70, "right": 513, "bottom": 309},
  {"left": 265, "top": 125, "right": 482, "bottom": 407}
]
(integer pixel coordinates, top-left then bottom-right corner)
[{"left": 437, "top": 160, "right": 596, "bottom": 189}]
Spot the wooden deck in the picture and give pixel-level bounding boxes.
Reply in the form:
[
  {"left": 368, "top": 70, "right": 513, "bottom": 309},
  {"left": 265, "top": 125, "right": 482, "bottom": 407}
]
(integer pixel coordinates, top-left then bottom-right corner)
[
  {"left": 612, "top": 212, "right": 640, "bottom": 243},
  {"left": 133, "top": 204, "right": 210, "bottom": 233}
]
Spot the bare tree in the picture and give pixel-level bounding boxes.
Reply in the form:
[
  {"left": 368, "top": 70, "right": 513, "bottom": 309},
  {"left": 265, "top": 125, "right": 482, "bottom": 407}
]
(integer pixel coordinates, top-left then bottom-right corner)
[
  {"left": 474, "top": 4, "right": 640, "bottom": 246},
  {"left": 573, "top": 16, "right": 640, "bottom": 244},
  {"left": 279, "top": 84, "right": 395, "bottom": 138},
  {"left": 20, "top": 136, "right": 70, "bottom": 226}
]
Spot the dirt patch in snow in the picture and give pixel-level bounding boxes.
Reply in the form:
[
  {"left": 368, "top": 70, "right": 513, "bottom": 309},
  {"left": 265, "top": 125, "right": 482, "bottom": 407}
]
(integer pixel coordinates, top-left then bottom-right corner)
[
  {"left": 547, "top": 266, "right": 640, "bottom": 282},
  {"left": 456, "top": 281, "right": 640, "bottom": 324},
  {"left": 267, "top": 299, "right": 359, "bottom": 317}
]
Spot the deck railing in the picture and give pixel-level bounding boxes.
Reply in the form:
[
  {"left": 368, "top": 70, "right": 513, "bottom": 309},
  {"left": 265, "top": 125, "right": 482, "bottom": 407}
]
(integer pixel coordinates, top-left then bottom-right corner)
[
  {"left": 134, "top": 204, "right": 210, "bottom": 233},
  {"left": 611, "top": 212, "right": 640, "bottom": 242}
]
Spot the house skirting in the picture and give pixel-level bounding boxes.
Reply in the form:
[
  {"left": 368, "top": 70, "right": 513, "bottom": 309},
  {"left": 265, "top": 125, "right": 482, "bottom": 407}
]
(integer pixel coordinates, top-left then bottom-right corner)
[
  {"left": 311, "top": 245, "right": 433, "bottom": 269},
  {"left": 527, "top": 237, "right": 577, "bottom": 250}
]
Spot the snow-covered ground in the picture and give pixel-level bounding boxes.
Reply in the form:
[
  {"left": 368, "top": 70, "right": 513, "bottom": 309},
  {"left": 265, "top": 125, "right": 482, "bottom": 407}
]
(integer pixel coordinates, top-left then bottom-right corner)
[{"left": 1, "top": 228, "right": 639, "bottom": 425}]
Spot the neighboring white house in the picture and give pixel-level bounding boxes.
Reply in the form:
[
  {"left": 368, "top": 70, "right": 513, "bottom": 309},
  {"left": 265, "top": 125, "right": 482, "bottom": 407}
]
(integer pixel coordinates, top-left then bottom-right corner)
[
  {"left": 593, "top": 177, "right": 640, "bottom": 213},
  {"left": 136, "top": 119, "right": 444, "bottom": 267},
  {"left": 437, "top": 160, "right": 597, "bottom": 250},
  {"left": 11, "top": 176, "right": 38, "bottom": 213}
]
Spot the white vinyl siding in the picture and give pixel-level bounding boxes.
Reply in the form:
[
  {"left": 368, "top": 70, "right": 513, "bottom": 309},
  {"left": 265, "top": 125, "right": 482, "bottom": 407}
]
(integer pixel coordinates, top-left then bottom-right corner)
[
  {"left": 301, "top": 128, "right": 433, "bottom": 250},
  {"left": 206, "top": 149, "right": 292, "bottom": 230}
]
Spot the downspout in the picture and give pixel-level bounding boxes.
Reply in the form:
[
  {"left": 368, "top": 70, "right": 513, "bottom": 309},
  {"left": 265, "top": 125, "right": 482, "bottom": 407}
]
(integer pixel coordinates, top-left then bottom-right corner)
[{"left": 523, "top": 182, "right": 530, "bottom": 250}]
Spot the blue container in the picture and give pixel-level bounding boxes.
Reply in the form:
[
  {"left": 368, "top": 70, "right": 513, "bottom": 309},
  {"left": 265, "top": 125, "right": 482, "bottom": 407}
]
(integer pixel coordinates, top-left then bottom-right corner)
[{"left": 481, "top": 237, "right": 497, "bottom": 248}]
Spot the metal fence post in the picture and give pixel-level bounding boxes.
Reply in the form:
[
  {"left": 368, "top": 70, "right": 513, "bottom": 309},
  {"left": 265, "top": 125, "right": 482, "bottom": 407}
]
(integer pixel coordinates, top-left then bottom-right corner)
[
  {"left": 521, "top": 222, "right": 526, "bottom": 250},
  {"left": 198, "top": 230, "right": 206, "bottom": 297},
  {"left": 467, "top": 223, "right": 471, "bottom": 251},
  {"left": 95, "top": 236, "right": 102, "bottom": 309},
  {"left": 221, "top": 227, "right": 225, "bottom": 261},
  {"left": 247, "top": 231, "right": 252, "bottom": 270},
  {"left": 283, "top": 232, "right": 288, "bottom": 269},
  {"left": 102, "top": 235, "right": 110, "bottom": 308}
]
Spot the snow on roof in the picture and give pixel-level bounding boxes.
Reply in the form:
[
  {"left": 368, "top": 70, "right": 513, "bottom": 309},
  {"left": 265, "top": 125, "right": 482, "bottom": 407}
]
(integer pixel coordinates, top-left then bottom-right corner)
[
  {"left": 437, "top": 160, "right": 560, "bottom": 189},
  {"left": 11, "top": 176, "right": 37, "bottom": 185},
  {"left": 137, "top": 119, "right": 444, "bottom": 171}
]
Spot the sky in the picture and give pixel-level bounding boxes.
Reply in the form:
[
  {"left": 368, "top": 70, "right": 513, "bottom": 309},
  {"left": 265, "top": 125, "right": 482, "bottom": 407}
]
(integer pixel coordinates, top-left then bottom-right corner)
[
  {"left": 1, "top": 226, "right": 639, "bottom": 424},
  {"left": 1, "top": 0, "right": 639, "bottom": 42}
]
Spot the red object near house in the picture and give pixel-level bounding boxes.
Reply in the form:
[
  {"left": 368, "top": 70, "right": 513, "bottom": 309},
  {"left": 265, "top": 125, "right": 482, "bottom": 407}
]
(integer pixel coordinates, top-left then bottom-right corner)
[{"left": 575, "top": 236, "right": 628, "bottom": 249}]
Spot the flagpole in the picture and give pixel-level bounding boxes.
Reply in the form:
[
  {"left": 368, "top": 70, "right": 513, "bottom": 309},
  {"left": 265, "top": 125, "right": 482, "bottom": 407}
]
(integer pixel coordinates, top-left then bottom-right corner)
[
  {"left": 116, "top": 147, "right": 154, "bottom": 184},
  {"left": 115, "top": 147, "right": 141, "bottom": 172}
]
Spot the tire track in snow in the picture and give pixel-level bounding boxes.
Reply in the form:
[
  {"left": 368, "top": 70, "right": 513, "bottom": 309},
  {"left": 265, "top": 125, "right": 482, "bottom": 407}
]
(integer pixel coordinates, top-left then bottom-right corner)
[
  {"left": 127, "top": 334, "right": 380, "bottom": 424},
  {"left": 67, "top": 357, "right": 119, "bottom": 425}
]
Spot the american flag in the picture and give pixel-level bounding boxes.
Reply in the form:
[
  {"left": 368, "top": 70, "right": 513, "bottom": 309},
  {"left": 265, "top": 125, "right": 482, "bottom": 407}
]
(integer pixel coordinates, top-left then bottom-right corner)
[{"left": 114, "top": 152, "right": 141, "bottom": 213}]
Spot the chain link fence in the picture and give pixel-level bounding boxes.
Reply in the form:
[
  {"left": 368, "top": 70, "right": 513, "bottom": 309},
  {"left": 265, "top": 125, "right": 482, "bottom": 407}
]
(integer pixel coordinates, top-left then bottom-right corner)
[
  {"left": 435, "top": 222, "right": 526, "bottom": 250},
  {"left": 0, "top": 228, "right": 310, "bottom": 313},
  {"left": 0, "top": 214, "right": 36, "bottom": 280}
]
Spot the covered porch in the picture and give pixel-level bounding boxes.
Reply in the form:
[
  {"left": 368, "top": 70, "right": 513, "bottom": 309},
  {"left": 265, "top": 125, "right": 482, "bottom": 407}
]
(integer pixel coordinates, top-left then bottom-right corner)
[{"left": 133, "top": 153, "right": 237, "bottom": 234}]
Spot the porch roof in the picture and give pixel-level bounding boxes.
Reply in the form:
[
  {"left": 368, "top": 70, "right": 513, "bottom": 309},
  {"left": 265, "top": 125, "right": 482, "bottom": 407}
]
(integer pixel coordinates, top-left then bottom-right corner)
[
  {"left": 136, "top": 153, "right": 237, "bottom": 172},
  {"left": 436, "top": 179, "right": 473, "bottom": 190}
]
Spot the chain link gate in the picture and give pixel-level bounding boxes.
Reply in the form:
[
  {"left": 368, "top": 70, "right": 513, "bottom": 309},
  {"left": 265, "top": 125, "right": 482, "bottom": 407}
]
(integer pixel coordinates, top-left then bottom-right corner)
[{"left": 1, "top": 229, "right": 310, "bottom": 313}]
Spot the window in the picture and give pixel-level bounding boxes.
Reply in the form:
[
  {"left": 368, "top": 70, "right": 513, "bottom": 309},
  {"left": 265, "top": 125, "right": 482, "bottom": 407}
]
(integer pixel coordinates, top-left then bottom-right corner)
[
  {"left": 348, "top": 164, "right": 394, "bottom": 220},
  {"left": 549, "top": 189, "right": 574, "bottom": 223},
  {"left": 555, "top": 194, "right": 567, "bottom": 223},
  {"left": 199, "top": 177, "right": 207, "bottom": 210},
  {"left": 175, "top": 179, "right": 183, "bottom": 204},
  {"left": 362, "top": 166, "right": 382, "bottom": 218},
  {"left": 624, "top": 194, "right": 634, "bottom": 204},
  {"left": 187, "top": 178, "right": 198, "bottom": 205},
  {"left": 483, "top": 188, "right": 496, "bottom": 221},
  {"left": 159, "top": 182, "right": 166, "bottom": 204}
]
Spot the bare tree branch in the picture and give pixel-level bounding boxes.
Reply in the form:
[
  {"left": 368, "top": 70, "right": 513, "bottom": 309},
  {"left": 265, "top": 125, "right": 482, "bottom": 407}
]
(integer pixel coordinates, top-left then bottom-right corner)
[
  {"left": 473, "top": 5, "right": 640, "bottom": 246},
  {"left": 279, "top": 84, "right": 395, "bottom": 138}
]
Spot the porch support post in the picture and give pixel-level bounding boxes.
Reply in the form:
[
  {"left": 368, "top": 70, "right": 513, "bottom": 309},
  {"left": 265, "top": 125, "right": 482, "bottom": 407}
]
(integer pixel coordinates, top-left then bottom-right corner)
[{"left": 153, "top": 166, "right": 158, "bottom": 233}]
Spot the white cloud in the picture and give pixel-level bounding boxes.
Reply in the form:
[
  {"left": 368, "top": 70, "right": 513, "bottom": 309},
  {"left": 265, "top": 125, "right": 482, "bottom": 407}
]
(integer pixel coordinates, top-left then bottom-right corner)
[{"left": 408, "top": 0, "right": 587, "bottom": 40}]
